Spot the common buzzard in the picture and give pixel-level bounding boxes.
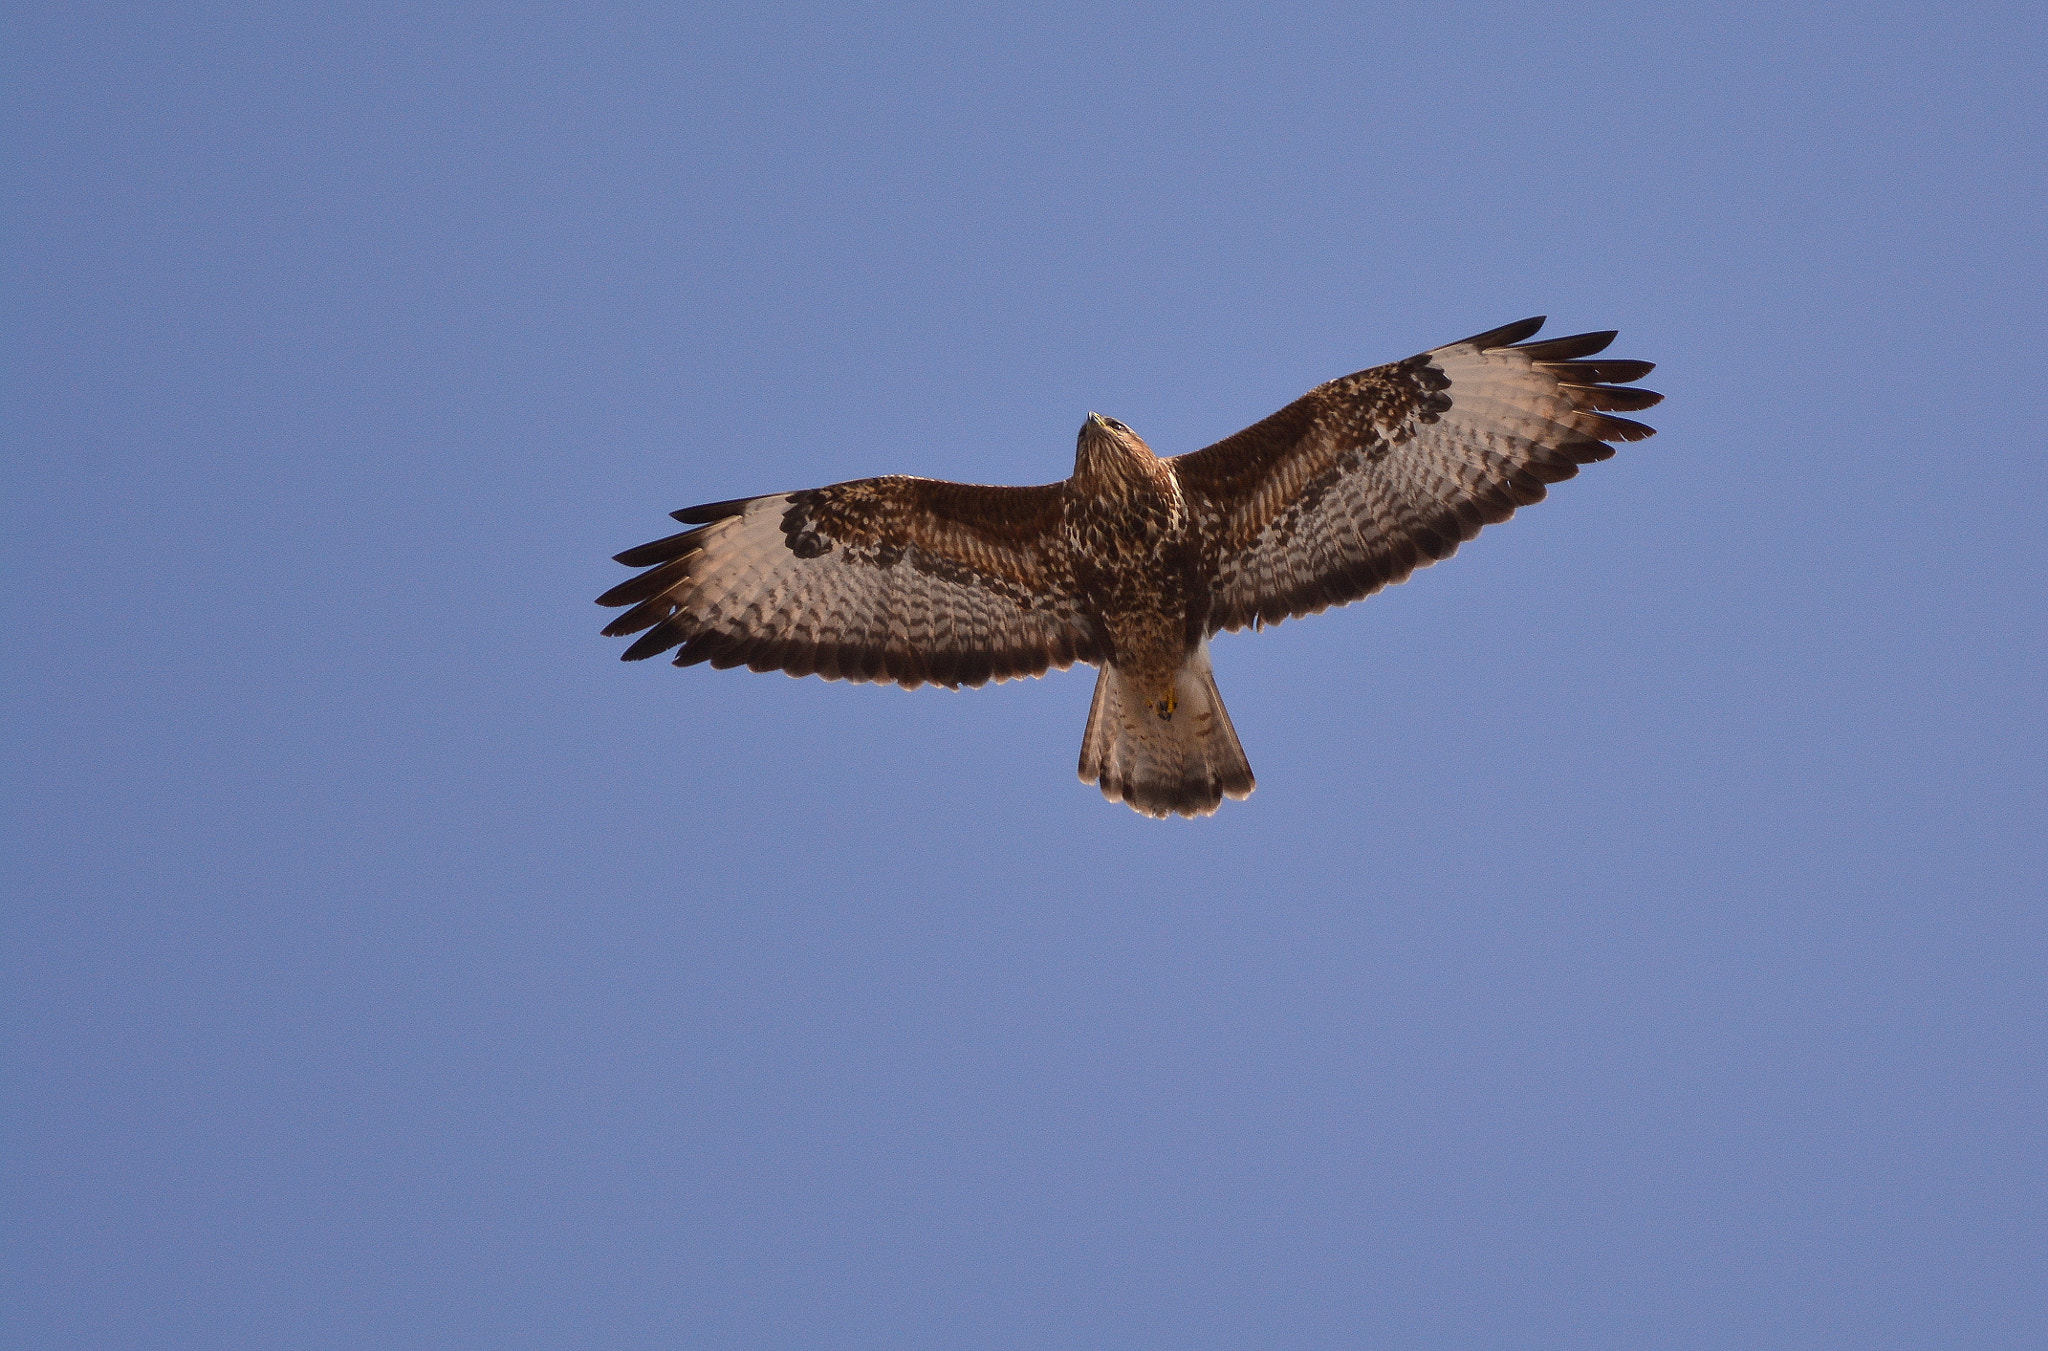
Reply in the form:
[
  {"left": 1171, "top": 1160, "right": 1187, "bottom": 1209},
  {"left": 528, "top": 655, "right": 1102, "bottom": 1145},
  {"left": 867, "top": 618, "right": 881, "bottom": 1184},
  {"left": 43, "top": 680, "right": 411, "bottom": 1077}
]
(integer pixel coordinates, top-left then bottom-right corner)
[{"left": 599, "top": 317, "right": 1660, "bottom": 818}]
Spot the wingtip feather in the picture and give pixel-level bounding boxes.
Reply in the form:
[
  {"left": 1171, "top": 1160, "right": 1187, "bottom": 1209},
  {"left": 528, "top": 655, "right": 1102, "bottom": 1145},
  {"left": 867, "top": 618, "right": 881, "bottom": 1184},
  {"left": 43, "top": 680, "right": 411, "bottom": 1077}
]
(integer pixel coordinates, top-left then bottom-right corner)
[
  {"left": 1514, "top": 330, "right": 1618, "bottom": 361},
  {"left": 670, "top": 496, "right": 757, "bottom": 525},
  {"left": 1454, "top": 316, "right": 1546, "bottom": 350}
]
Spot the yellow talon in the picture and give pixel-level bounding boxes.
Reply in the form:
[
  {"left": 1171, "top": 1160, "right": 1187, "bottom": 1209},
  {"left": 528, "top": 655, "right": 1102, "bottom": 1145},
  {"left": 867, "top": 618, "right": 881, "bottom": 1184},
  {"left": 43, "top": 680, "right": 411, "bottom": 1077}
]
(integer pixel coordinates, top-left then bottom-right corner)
[{"left": 1156, "top": 689, "right": 1177, "bottom": 721}]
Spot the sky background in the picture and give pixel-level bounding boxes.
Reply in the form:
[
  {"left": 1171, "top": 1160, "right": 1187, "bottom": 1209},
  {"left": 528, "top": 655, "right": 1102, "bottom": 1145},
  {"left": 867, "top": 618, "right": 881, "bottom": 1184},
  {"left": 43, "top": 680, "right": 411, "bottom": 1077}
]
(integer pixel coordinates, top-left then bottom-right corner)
[{"left": 6, "top": 2, "right": 2044, "bottom": 1347}]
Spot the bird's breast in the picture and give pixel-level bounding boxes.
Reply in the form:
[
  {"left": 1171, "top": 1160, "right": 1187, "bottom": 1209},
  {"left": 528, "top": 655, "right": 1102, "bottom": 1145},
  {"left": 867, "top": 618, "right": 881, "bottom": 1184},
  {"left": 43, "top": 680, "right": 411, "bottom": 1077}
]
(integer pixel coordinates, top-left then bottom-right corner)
[{"left": 1061, "top": 478, "right": 1206, "bottom": 631}]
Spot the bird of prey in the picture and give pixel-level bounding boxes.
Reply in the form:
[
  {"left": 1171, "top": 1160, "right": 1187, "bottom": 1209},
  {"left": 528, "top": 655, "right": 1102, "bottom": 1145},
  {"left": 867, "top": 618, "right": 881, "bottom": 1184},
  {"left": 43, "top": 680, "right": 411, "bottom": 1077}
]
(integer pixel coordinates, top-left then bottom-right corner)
[{"left": 599, "top": 317, "right": 1660, "bottom": 818}]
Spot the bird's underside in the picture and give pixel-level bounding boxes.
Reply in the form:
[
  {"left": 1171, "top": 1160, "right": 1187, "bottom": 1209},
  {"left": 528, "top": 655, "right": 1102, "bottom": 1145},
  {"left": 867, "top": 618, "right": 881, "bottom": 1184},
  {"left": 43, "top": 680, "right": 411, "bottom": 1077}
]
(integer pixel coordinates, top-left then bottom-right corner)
[{"left": 599, "top": 317, "right": 1661, "bottom": 818}]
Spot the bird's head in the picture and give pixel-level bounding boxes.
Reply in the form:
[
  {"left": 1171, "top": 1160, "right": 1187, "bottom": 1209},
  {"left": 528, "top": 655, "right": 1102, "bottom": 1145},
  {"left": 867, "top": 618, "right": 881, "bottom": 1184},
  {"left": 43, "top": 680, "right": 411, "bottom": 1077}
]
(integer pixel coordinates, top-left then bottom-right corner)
[{"left": 1074, "top": 411, "right": 1158, "bottom": 484}]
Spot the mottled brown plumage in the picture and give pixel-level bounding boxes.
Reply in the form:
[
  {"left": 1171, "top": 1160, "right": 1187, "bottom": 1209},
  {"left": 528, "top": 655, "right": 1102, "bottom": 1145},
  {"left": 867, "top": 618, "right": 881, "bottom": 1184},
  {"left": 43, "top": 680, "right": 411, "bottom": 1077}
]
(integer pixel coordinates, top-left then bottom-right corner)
[{"left": 599, "top": 317, "right": 1660, "bottom": 817}]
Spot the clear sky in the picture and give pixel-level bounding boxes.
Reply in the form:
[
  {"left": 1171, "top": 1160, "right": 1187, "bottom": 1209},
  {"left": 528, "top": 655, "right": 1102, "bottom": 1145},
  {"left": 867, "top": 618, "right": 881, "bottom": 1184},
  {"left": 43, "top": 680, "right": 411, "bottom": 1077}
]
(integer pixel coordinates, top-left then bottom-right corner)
[{"left": 7, "top": 3, "right": 2043, "bottom": 1347}]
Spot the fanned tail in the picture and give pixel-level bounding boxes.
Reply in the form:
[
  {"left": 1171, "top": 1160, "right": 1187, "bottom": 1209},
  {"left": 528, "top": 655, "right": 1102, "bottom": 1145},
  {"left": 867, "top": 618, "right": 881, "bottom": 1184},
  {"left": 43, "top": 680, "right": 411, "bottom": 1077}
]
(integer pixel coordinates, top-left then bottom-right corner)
[{"left": 1078, "top": 643, "right": 1254, "bottom": 819}]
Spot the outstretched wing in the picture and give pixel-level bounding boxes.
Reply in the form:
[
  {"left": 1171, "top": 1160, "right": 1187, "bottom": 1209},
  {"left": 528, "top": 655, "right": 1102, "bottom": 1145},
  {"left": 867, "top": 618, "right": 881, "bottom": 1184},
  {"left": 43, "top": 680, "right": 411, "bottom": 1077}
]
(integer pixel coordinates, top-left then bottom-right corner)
[
  {"left": 1170, "top": 318, "right": 1661, "bottom": 633},
  {"left": 598, "top": 476, "right": 1101, "bottom": 689}
]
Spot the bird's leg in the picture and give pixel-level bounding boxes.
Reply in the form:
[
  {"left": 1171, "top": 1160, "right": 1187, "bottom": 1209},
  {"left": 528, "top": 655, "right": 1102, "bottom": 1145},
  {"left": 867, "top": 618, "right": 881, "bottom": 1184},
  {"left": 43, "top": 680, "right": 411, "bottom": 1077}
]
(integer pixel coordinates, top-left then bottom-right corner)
[{"left": 1101, "top": 613, "right": 1187, "bottom": 725}]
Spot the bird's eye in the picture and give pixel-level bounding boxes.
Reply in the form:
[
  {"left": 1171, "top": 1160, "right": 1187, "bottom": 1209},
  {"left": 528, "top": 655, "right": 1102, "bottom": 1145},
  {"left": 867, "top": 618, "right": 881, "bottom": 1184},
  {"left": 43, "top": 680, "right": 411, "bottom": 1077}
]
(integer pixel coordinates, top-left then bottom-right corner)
[{"left": 1107, "top": 419, "right": 1126, "bottom": 432}]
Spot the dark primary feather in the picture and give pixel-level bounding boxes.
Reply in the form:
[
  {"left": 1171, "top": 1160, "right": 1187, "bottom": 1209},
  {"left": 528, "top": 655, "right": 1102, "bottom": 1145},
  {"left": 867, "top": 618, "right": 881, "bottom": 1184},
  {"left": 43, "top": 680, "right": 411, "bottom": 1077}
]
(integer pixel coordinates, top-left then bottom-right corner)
[
  {"left": 1555, "top": 361, "right": 1654, "bottom": 385},
  {"left": 1556, "top": 383, "right": 1663, "bottom": 413},
  {"left": 1511, "top": 329, "right": 1616, "bottom": 361},
  {"left": 610, "top": 526, "right": 711, "bottom": 570},
  {"left": 670, "top": 498, "right": 753, "bottom": 524},
  {"left": 1455, "top": 316, "right": 1548, "bottom": 348}
]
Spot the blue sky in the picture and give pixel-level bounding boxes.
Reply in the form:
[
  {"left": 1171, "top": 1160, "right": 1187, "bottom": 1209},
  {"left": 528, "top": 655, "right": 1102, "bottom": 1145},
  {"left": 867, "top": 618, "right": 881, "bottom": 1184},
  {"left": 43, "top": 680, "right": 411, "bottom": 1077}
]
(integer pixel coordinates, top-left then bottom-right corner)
[{"left": 7, "top": 3, "right": 2044, "bottom": 1347}]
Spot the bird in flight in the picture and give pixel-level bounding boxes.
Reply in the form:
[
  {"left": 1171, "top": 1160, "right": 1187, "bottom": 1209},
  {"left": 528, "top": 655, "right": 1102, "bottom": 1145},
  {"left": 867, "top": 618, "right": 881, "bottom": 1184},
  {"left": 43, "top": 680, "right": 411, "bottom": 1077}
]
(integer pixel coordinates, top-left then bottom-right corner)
[{"left": 599, "top": 317, "right": 1660, "bottom": 818}]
